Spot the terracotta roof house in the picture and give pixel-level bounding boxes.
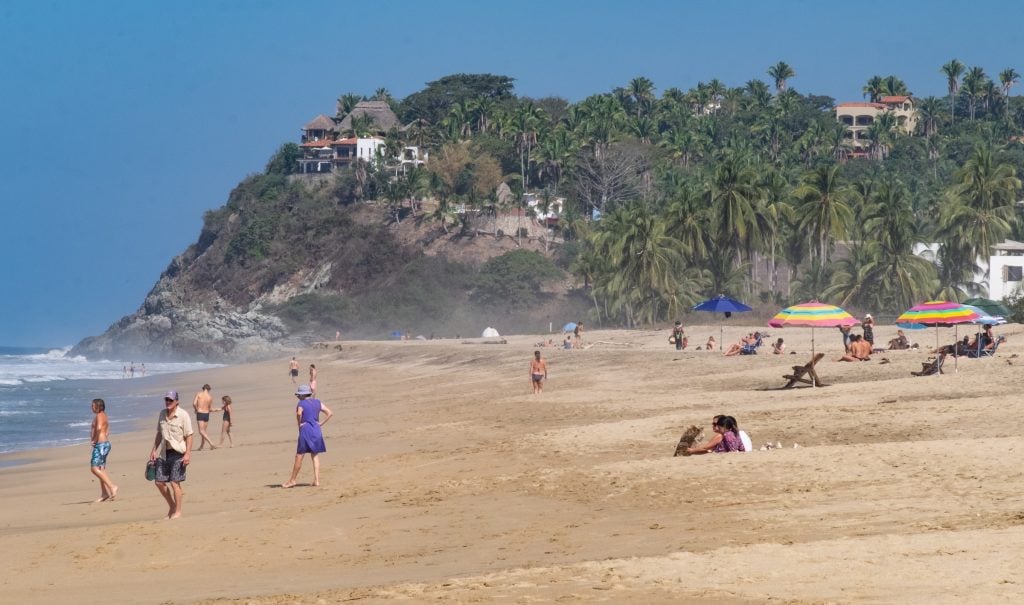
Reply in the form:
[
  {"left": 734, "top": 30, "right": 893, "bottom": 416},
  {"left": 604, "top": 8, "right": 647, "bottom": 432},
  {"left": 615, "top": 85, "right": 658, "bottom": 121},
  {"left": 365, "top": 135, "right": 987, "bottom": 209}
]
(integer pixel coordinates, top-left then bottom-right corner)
[
  {"left": 835, "top": 96, "right": 917, "bottom": 158},
  {"left": 335, "top": 100, "right": 401, "bottom": 133}
]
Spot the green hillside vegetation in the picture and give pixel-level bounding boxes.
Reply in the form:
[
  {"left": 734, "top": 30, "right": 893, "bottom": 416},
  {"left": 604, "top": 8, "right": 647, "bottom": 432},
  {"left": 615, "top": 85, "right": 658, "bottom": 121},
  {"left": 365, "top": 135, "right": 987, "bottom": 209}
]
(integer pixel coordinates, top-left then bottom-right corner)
[{"left": 202, "top": 65, "right": 1024, "bottom": 334}]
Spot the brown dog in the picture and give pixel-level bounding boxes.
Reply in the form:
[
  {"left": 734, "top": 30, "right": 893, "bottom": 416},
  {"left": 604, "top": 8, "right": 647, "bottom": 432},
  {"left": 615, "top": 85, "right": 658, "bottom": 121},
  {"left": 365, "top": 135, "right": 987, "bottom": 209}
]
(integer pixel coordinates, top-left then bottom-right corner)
[{"left": 673, "top": 425, "right": 704, "bottom": 457}]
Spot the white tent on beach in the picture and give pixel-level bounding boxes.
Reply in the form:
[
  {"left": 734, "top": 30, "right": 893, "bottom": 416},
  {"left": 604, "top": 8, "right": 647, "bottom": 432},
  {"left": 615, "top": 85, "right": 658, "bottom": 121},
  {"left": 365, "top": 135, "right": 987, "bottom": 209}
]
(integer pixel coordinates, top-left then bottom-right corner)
[{"left": 481, "top": 327, "right": 500, "bottom": 338}]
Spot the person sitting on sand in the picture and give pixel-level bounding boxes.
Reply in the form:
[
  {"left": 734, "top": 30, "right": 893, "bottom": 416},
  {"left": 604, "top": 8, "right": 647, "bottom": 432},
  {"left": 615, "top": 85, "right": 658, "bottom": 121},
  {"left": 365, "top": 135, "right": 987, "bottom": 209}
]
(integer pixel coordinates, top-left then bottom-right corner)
[
  {"left": 687, "top": 416, "right": 745, "bottom": 454},
  {"left": 838, "top": 334, "right": 871, "bottom": 362},
  {"left": 771, "top": 338, "right": 785, "bottom": 355},
  {"left": 706, "top": 335, "right": 716, "bottom": 351},
  {"left": 724, "top": 332, "right": 759, "bottom": 357},
  {"left": 887, "top": 330, "right": 910, "bottom": 350},
  {"left": 563, "top": 336, "right": 573, "bottom": 350}
]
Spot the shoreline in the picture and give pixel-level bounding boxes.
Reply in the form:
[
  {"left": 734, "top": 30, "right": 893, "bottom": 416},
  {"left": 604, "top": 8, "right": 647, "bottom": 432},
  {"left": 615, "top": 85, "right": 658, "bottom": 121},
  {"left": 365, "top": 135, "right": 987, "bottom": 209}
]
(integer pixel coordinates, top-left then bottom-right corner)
[{"left": 1, "top": 327, "right": 1023, "bottom": 604}]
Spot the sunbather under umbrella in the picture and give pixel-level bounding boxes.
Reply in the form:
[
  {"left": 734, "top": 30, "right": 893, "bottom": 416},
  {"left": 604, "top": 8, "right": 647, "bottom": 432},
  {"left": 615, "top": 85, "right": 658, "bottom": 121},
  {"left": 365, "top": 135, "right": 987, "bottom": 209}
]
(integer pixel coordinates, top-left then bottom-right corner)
[
  {"left": 895, "top": 301, "right": 983, "bottom": 373},
  {"left": 768, "top": 301, "right": 859, "bottom": 385},
  {"left": 691, "top": 295, "right": 752, "bottom": 352}
]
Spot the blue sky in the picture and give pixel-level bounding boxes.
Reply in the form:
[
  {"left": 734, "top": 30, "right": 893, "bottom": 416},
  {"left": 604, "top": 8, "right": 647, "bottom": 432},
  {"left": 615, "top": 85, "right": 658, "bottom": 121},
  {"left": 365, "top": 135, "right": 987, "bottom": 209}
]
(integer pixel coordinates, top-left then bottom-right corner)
[{"left": 1, "top": 0, "right": 1022, "bottom": 348}]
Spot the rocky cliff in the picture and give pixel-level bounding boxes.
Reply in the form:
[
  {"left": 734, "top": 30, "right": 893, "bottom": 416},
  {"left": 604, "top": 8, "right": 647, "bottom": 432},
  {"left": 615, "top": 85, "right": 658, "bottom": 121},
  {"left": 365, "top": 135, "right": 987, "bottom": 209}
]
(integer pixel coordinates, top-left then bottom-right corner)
[{"left": 70, "top": 171, "right": 582, "bottom": 363}]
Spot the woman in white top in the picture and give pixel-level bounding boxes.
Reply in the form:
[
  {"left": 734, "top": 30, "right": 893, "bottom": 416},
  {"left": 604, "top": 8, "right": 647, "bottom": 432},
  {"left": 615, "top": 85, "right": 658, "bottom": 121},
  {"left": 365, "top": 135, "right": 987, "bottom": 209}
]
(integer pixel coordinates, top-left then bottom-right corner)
[{"left": 717, "top": 415, "right": 752, "bottom": 452}]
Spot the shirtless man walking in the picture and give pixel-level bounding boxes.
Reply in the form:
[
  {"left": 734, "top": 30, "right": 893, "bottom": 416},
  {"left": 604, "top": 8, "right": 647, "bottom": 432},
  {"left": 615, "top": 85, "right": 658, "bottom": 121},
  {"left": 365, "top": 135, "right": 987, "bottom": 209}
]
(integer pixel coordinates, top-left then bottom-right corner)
[
  {"left": 89, "top": 398, "right": 118, "bottom": 502},
  {"left": 289, "top": 357, "right": 299, "bottom": 384},
  {"left": 193, "top": 384, "right": 217, "bottom": 450},
  {"left": 529, "top": 350, "right": 549, "bottom": 395}
]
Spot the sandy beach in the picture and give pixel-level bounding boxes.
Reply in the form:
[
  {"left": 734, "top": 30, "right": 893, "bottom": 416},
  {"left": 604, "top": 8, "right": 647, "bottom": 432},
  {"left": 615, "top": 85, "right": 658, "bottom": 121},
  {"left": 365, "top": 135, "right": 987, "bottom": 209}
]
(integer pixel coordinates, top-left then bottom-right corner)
[{"left": 2, "top": 324, "right": 1023, "bottom": 604}]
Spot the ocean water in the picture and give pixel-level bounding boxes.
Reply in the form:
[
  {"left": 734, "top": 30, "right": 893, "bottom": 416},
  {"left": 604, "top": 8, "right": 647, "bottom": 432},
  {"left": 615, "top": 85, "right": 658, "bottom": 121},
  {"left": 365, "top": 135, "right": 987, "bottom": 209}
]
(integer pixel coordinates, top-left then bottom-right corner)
[{"left": 0, "top": 346, "right": 219, "bottom": 455}]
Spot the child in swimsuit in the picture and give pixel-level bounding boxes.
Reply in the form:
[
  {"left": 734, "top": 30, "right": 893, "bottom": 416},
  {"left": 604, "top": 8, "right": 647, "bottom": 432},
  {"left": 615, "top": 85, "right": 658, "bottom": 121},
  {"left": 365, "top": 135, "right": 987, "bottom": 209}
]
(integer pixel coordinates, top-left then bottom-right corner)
[{"left": 218, "top": 395, "right": 234, "bottom": 447}]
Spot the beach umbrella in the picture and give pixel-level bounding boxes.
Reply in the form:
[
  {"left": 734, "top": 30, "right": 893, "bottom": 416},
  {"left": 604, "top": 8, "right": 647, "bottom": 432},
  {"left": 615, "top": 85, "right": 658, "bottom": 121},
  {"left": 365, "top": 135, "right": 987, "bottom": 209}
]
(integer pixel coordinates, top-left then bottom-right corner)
[
  {"left": 562, "top": 322, "right": 577, "bottom": 333},
  {"left": 389, "top": 330, "right": 403, "bottom": 339},
  {"left": 963, "top": 297, "right": 1011, "bottom": 319},
  {"left": 692, "top": 295, "right": 752, "bottom": 352},
  {"left": 896, "top": 301, "right": 983, "bottom": 372},
  {"left": 767, "top": 300, "right": 859, "bottom": 361}
]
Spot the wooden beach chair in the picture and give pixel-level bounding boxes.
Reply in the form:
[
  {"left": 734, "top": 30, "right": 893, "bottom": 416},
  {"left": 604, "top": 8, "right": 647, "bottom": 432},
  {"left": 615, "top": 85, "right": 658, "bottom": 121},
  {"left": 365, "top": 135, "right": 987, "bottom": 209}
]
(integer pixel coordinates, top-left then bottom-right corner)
[
  {"left": 911, "top": 354, "right": 946, "bottom": 376},
  {"left": 781, "top": 353, "right": 826, "bottom": 388}
]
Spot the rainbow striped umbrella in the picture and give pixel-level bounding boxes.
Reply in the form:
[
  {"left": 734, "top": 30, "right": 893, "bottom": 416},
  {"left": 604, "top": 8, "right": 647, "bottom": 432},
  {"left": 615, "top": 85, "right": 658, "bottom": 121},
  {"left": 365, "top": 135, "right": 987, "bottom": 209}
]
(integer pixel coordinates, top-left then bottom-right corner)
[
  {"left": 897, "top": 301, "right": 983, "bottom": 372},
  {"left": 896, "top": 300, "right": 982, "bottom": 328},
  {"left": 768, "top": 301, "right": 859, "bottom": 363}
]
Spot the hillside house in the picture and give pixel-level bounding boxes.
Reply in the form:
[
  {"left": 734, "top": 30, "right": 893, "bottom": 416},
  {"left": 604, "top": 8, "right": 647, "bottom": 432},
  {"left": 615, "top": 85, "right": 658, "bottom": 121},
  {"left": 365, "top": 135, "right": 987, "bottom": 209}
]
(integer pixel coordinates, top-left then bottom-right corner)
[
  {"left": 296, "top": 101, "right": 427, "bottom": 174},
  {"left": 989, "top": 239, "right": 1024, "bottom": 300},
  {"left": 835, "top": 96, "right": 917, "bottom": 157}
]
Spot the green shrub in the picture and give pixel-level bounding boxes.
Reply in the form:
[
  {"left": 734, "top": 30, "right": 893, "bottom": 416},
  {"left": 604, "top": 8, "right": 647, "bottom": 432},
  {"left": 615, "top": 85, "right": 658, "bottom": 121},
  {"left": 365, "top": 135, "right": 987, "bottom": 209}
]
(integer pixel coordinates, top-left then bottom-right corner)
[{"left": 472, "top": 250, "right": 562, "bottom": 310}]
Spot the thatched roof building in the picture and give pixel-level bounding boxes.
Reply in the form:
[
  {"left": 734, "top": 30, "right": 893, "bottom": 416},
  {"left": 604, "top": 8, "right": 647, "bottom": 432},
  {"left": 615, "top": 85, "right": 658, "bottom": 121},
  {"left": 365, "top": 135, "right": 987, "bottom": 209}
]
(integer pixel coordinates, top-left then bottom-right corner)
[{"left": 336, "top": 100, "right": 400, "bottom": 133}]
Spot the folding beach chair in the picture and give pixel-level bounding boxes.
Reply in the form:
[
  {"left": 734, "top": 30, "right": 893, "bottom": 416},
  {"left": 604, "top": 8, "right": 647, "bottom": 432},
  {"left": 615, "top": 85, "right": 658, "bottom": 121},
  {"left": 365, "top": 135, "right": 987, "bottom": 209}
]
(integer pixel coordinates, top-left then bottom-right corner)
[
  {"left": 911, "top": 354, "right": 946, "bottom": 376},
  {"left": 781, "top": 353, "right": 826, "bottom": 388},
  {"left": 740, "top": 334, "right": 764, "bottom": 355}
]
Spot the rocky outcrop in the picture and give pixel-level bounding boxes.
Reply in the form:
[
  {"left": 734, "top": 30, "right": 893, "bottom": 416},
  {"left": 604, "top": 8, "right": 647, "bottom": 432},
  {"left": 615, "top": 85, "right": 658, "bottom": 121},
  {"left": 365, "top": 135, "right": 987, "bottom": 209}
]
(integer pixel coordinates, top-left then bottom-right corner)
[{"left": 71, "top": 265, "right": 289, "bottom": 363}]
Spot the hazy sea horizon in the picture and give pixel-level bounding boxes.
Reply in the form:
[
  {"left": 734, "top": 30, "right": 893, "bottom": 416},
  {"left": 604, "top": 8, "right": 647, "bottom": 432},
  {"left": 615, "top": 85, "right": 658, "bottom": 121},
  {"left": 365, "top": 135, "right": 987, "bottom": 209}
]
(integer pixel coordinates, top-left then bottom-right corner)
[{"left": 0, "top": 345, "right": 220, "bottom": 455}]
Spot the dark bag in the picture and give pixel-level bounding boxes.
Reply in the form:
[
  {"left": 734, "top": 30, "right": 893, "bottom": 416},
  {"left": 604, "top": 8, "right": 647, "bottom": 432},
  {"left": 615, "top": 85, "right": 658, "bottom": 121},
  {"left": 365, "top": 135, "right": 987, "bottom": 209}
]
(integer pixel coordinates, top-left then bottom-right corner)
[{"left": 145, "top": 460, "right": 159, "bottom": 481}]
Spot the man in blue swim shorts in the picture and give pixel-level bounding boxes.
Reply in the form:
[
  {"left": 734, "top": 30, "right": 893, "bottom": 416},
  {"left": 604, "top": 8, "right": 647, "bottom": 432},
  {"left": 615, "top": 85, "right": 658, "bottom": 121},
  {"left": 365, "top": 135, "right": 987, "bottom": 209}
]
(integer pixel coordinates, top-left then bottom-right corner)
[{"left": 89, "top": 398, "right": 118, "bottom": 502}]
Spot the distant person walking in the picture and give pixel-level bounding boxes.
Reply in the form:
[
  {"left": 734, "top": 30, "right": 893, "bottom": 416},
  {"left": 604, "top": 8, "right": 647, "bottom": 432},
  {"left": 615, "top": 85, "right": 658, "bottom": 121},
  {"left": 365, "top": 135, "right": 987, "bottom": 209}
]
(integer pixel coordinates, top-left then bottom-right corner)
[
  {"left": 89, "top": 398, "right": 118, "bottom": 502},
  {"left": 530, "top": 350, "right": 549, "bottom": 395},
  {"left": 309, "top": 364, "right": 318, "bottom": 396},
  {"left": 150, "top": 391, "right": 193, "bottom": 519},
  {"left": 217, "top": 395, "right": 234, "bottom": 447},
  {"left": 574, "top": 321, "right": 584, "bottom": 348},
  {"left": 192, "top": 384, "right": 217, "bottom": 450},
  {"left": 289, "top": 357, "right": 299, "bottom": 384},
  {"left": 282, "top": 384, "right": 333, "bottom": 488}
]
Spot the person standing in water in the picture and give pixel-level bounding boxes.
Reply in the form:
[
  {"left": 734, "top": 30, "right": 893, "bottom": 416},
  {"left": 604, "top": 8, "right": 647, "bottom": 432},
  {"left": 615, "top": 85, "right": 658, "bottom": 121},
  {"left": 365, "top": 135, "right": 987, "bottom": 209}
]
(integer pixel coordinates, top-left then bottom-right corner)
[{"left": 89, "top": 398, "right": 118, "bottom": 502}]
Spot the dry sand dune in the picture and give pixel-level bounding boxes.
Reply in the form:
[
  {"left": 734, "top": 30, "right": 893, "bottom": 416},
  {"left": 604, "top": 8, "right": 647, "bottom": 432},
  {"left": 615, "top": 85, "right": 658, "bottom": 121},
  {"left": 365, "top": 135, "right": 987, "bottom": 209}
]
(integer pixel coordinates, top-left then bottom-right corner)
[{"left": 2, "top": 324, "right": 1023, "bottom": 604}]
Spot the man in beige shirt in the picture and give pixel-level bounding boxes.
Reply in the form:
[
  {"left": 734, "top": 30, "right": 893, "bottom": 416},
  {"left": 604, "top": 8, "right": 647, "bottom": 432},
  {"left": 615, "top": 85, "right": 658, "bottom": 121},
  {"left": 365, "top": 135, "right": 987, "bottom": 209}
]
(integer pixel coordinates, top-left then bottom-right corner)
[{"left": 150, "top": 391, "right": 193, "bottom": 519}]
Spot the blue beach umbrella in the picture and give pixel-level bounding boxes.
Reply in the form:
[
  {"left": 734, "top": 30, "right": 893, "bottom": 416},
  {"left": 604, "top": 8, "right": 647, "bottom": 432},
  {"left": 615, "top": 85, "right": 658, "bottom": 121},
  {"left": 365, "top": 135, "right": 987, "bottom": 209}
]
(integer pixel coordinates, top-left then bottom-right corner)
[
  {"left": 389, "top": 330, "right": 403, "bottom": 339},
  {"left": 562, "top": 322, "right": 577, "bottom": 333},
  {"left": 692, "top": 295, "right": 753, "bottom": 351}
]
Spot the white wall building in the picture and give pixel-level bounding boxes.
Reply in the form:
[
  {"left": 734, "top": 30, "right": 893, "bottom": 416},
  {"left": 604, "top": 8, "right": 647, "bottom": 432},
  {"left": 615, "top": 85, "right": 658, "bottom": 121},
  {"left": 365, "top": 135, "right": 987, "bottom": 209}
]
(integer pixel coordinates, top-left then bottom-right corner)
[{"left": 988, "top": 240, "right": 1024, "bottom": 300}]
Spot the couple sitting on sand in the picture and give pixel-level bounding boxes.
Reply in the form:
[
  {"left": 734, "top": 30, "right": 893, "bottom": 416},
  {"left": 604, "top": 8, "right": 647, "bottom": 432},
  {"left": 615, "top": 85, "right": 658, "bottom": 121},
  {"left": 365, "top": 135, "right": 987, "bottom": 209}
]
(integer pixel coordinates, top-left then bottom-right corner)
[
  {"left": 838, "top": 334, "right": 871, "bottom": 362},
  {"left": 686, "top": 415, "right": 751, "bottom": 454}
]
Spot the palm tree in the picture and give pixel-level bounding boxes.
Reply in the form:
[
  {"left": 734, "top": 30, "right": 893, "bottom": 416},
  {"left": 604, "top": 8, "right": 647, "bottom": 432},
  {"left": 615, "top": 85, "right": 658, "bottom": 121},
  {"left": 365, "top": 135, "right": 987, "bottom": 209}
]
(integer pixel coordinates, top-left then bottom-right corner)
[
  {"left": 590, "top": 204, "right": 685, "bottom": 325},
  {"left": 744, "top": 79, "right": 773, "bottom": 110},
  {"left": 792, "top": 164, "right": 857, "bottom": 265},
  {"left": 767, "top": 61, "right": 795, "bottom": 94},
  {"left": 940, "top": 144, "right": 1022, "bottom": 272},
  {"left": 916, "top": 96, "right": 943, "bottom": 139},
  {"left": 1000, "top": 68, "right": 1020, "bottom": 118},
  {"left": 711, "top": 151, "right": 764, "bottom": 270},
  {"left": 862, "top": 75, "right": 885, "bottom": 102},
  {"left": 881, "top": 75, "right": 909, "bottom": 97},
  {"left": 961, "top": 66, "right": 987, "bottom": 121},
  {"left": 628, "top": 76, "right": 655, "bottom": 118},
  {"left": 336, "top": 93, "right": 362, "bottom": 118},
  {"left": 857, "top": 177, "right": 936, "bottom": 310},
  {"left": 865, "top": 112, "right": 898, "bottom": 160},
  {"left": 940, "top": 59, "right": 965, "bottom": 123},
  {"left": 374, "top": 88, "right": 391, "bottom": 102}
]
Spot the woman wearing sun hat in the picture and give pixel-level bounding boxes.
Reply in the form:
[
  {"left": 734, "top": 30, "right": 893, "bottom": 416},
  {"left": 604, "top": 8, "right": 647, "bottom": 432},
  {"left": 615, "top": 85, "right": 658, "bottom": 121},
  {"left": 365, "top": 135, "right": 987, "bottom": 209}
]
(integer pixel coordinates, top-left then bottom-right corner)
[
  {"left": 282, "top": 384, "right": 333, "bottom": 488},
  {"left": 862, "top": 313, "right": 875, "bottom": 347}
]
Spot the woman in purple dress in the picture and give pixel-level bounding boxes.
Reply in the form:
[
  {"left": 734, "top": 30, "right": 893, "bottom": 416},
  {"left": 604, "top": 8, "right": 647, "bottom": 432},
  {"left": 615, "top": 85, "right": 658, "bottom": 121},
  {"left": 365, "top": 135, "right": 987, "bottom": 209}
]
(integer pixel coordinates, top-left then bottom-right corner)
[{"left": 282, "top": 384, "right": 334, "bottom": 488}]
